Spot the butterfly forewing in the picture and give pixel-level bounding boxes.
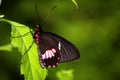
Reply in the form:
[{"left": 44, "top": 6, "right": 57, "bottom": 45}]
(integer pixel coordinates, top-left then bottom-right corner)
[{"left": 59, "top": 39, "right": 80, "bottom": 62}]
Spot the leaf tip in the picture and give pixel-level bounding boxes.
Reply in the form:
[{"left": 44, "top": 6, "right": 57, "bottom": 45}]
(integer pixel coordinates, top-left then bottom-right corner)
[
  {"left": 71, "top": 0, "right": 78, "bottom": 10},
  {"left": 0, "top": 15, "right": 5, "bottom": 18}
]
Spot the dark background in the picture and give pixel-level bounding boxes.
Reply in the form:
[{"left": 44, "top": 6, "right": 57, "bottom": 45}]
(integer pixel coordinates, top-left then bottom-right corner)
[{"left": 0, "top": 0, "right": 120, "bottom": 80}]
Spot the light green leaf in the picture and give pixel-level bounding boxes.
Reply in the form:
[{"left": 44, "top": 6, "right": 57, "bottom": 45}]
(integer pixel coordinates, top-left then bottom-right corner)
[
  {"left": 0, "top": 44, "right": 12, "bottom": 51},
  {"left": 71, "top": 0, "right": 78, "bottom": 9},
  {"left": 56, "top": 69, "right": 74, "bottom": 80},
  {"left": 0, "top": 15, "right": 4, "bottom": 18},
  {"left": 0, "top": 19, "right": 47, "bottom": 80}
]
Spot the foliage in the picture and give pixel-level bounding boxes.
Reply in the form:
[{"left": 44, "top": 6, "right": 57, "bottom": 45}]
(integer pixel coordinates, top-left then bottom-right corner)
[
  {"left": 0, "top": 15, "right": 4, "bottom": 18},
  {"left": 56, "top": 69, "right": 74, "bottom": 80},
  {"left": 0, "top": 19, "right": 47, "bottom": 80},
  {"left": 0, "top": 0, "right": 120, "bottom": 80},
  {"left": 71, "top": 0, "right": 78, "bottom": 9}
]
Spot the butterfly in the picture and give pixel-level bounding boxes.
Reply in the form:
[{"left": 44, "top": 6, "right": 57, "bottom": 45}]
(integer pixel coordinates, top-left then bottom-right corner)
[{"left": 33, "top": 25, "right": 80, "bottom": 68}]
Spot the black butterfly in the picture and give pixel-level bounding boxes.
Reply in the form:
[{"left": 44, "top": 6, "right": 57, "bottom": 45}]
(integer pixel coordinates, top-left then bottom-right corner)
[{"left": 33, "top": 25, "right": 80, "bottom": 68}]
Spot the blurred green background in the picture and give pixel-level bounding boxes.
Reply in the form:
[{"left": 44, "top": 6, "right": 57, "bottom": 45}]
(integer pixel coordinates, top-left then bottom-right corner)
[{"left": 0, "top": 0, "right": 120, "bottom": 80}]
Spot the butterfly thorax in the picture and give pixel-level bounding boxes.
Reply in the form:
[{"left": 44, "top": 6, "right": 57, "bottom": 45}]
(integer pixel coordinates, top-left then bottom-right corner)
[{"left": 34, "top": 25, "right": 43, "bottom": 44}]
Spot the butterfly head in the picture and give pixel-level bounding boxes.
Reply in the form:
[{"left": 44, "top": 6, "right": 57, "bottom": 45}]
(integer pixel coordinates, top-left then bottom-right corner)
[{"left": 35, "top": 25, "right": 43, "bottom": 32}]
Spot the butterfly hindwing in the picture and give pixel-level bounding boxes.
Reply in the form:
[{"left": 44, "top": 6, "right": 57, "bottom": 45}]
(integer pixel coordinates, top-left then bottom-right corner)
[{"left": 38, "top": 34, "right": 60, "bottom": 68}]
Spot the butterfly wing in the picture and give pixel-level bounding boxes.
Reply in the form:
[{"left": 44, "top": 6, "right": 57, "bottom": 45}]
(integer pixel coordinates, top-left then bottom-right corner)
[
  {"left": 58, "top": 38, "right": 80, "bottom": 62},
  {"left": 37, "top": 33, "right": 60, "bottom": 68},
  {"left": 40, "top": 32, "right": 80, "bottom": 63}
]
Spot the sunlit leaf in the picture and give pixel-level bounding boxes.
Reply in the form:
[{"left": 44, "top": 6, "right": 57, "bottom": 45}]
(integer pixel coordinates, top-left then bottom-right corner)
[
  {"left": 0, "top": 15, "right": 4, "bottom": 18},
  {"left": 71, "top": 0, "right": 78, "bottom": 9},
  {"left": 0, "top": 19, "right": 47, "bottom": 80},
  {"left": 0, "top": 44, "right": 12, "bottom": 51}
]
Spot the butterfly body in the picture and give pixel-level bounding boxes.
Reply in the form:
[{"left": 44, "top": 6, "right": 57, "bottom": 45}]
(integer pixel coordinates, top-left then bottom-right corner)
[{"left": 34, "top": 25, "right": 80, "bottom": 68}]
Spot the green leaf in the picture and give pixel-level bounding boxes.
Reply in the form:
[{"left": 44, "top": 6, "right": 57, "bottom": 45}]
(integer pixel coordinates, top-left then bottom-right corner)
[
  {"left": 56, "top": 69, "right": 74, "bottom": 80},
  {"left": 0, "top": 44, "right": 12, "bottom": 51},
  {"left": 0, "top": 15, "right": 4, "bottom": 18},
  {"left": 0, "top": 19, "right": 47, "bottom": 80},
  {"left": 71, "top": 0, "right": 78, "bottom": 10}
]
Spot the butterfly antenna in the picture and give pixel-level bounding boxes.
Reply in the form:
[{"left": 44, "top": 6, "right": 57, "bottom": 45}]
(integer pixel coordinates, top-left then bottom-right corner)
[
  {"left": 35, "top": 3, "right": 56, "bottom": 25},
  {"left": 41, "top": 5, "right": 57, "bottom": 25},
  {"left": 35, "top": 3, "right": 41, "bottom": 25}
]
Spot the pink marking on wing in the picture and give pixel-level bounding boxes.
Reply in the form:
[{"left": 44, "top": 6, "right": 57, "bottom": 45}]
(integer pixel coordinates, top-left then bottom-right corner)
[
  {"left": 52, "top": 48, "right": 56, "bottom": 53},
  {"left": 47, "top": 50, "right": 52, "bottom": 58},
  {"left": 48, "top": 50, "right": 52, "bottom": 58},
  {"left": 49, "top": 50, "right": 55, "bottom": 57},
  {"left": 42, "top": 54, "right": 46, "bottom": 60},
  {"left": 45, "top": 51, "right": 48, "bottom": 59}
]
